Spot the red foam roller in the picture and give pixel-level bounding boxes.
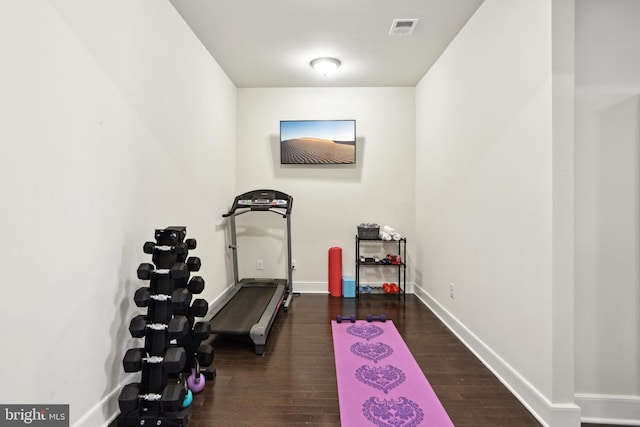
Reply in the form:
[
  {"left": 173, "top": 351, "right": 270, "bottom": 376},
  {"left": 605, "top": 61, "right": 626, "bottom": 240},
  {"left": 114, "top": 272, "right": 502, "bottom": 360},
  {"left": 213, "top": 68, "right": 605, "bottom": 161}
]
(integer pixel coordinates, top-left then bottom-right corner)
[{"left": 328, "top": 247, "right": 342, "bottom": 297}]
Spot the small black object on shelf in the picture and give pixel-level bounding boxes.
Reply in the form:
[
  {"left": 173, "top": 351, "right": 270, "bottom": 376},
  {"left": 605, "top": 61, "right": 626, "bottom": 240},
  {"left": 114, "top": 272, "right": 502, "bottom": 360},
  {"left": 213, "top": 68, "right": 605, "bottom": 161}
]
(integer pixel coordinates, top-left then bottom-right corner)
[{"left": 357, "top": 223, "right": 380, "bottom": 239}]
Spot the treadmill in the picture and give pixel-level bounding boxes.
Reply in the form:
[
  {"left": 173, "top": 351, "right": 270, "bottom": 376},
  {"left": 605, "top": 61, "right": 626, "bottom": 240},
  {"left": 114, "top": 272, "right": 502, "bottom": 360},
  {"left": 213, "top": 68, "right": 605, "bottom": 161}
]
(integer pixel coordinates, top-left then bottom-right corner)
[{"left": 208, "top": 189, "right": 294, "bottom": 355}]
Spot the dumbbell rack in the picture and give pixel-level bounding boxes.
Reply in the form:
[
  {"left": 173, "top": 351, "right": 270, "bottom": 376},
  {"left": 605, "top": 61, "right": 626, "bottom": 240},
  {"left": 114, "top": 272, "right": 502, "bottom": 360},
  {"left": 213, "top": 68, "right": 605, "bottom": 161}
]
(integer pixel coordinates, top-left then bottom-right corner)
[
  {"left": 171, "top": 230, "right": 216, "bottom": 387},
  {"left": 118, "top": 226, "right": 215, "bottom": 427}
]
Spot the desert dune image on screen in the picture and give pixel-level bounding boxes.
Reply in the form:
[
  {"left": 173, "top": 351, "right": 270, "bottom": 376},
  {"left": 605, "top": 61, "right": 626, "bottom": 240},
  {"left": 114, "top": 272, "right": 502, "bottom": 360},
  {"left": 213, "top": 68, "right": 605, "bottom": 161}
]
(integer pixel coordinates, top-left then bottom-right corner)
[{"left": 280, "top": 120, "right": 355, "bottom": 164}]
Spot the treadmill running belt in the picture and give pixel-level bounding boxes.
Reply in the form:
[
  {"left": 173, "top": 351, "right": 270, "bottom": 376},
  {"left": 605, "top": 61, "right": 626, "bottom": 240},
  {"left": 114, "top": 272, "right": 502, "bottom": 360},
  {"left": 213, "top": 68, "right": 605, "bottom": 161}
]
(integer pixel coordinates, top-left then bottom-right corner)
[{"left": 210, "top": 285, "right": 277, "bottom": 335}]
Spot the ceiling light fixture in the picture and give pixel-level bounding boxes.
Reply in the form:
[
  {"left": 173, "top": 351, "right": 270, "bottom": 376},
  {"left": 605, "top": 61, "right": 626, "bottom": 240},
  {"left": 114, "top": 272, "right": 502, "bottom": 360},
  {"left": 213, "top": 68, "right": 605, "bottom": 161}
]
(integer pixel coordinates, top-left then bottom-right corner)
[{"left": 310, "top": 57, "right": 341, "bottom": 76}]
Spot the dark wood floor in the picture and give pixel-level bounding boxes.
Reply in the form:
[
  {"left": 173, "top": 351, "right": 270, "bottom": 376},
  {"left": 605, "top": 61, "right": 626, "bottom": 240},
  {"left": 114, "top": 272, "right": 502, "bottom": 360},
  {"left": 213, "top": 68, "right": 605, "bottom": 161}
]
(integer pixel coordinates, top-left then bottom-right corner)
[{"left": 111, "top": 294, "right": 620, "bottom": 427}]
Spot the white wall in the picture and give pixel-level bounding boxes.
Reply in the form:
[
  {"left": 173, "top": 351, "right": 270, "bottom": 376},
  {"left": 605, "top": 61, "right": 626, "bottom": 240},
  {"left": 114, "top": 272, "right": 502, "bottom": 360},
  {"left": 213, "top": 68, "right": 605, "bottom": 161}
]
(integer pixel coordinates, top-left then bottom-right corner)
[
  {"left": 414, "top": 1, "right": 579, "bottom": 425},
  {"left": 574, "top": 0, "right": 640, "bottom": 424},
  {"left": 235, "top": 88, "right": 415, "bottom": 292},
  {"left": 0, "top": 1, "right": 236, "bottom": 426},
  {"left": 7, "top": 2, "right": 638, "bottom": 427}
]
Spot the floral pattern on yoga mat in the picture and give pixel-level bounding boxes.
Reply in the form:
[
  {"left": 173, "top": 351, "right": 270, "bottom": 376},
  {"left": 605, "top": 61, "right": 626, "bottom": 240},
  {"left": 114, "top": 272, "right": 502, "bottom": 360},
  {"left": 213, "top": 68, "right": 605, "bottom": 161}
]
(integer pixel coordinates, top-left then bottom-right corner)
[
  {"left": 355, "top": 365, "right": 406, "bottom": 394},
  {"left": 333, "top": 320, "right": 454, "bottom": 427},
  {"left": 350, "top": 342, "right": 393, "bottom": 363},
  {"left": 347, "top": 323, "right": 384, "bottom": 341},
  {"left": 362, "top": 396, "right": 424, "bottom": 427}
]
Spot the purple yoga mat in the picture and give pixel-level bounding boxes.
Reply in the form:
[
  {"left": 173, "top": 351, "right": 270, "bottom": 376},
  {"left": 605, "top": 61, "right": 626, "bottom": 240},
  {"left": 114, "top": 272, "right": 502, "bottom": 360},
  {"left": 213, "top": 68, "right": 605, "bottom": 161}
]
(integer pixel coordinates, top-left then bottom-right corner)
[{"left": 332, "top": 320, "right": 454, "bottom": 427}]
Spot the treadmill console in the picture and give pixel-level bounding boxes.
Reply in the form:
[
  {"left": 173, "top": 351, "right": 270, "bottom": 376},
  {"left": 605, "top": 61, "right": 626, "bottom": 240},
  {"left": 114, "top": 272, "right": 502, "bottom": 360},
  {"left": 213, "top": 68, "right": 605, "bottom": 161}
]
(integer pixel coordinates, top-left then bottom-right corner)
[{"left": 225, "top": 189, "right": 293, "bottom": 216}]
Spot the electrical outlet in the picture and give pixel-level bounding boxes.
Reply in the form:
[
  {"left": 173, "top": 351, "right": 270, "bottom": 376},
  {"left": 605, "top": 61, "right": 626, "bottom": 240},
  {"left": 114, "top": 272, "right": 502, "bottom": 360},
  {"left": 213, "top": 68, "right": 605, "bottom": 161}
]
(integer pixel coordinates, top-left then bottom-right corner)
[
  {"left": 292, "top": 259, "right": 297, "bottom": 270},
  {"left": 256, "top": 259, "right": 263, "bottom": 270},
  {"left": 450, "top": 282, "right": 455, "bottom": 299}
]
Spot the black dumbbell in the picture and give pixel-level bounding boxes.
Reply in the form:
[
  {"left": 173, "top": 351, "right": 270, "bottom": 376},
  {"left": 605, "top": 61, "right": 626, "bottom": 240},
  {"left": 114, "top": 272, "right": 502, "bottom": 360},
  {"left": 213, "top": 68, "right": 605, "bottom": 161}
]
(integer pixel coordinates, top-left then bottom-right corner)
[
  {"left": 134, "top": 287, "right": 151, "bottom": 307},
  {"left": 137, "top": 263, "right": 154, "bottom": 280},
  {"left": 366, "top": 314, "right": 386, "bottom": 322},
  {"left": 123, "top": 347, "right": 186, "bottom": 373},
  {"left": 336, "top": 314, "right": 356, "bottom": 323},
  {"left": 119, "top": 380, "right": 187, "bottom": 414},
  {"left": 171, "top": 288, "right": 192, "bottom": 310},
  {"left": 128, "top": 315, "right": 189, "bottom": 339},
  {"left": 197, "top": 343, "right": 215, "bottom": 366},
  {"left": 118, "top": 383, "right": 141, "bottom": 413},
  {"left": 174, "top": 242, "right": 188, "bottom": 255},
  {"left": 128, "top": 315, "right": 148, "bottom": 338},
  {"left": 193, "top": 321, "right": 211, "bottom": 340},
  {"left": 186, "top": 256, "right": 201, "bottom": 272},
  {"left": 163, "top": 347, "right": 187, "bottom": 372},
  {"left": 185, "top": 238, "right": 197, "bottom": 250},
  {"left": 174, "top": 239, "right": 197, "bottom": 259},
  {"left": 161, "top": 382, "right": 187, "bottom": 412},
  {"left": 170, "top": 262, "right": 189, "bottom": 279},
  {"left": 138, "top": 262, "right": 189, "bottom": 280},
  {"left": 122, "top": 348, "right": 145, "bottom": 372},
  {"left": 133, "top": 287, "right": 190, "bottom": 309},
  {"left": 168, "top": 316, "right": 189, "bottom": 339},
  {"left": 191, "top": 299, "right": 208, "bottom": 318},
  {"left": 143, "top": 241, "right": 155, "bottom": 254},
  {"left": 188, "top": 276, "right": 205, "bottom": 294}
]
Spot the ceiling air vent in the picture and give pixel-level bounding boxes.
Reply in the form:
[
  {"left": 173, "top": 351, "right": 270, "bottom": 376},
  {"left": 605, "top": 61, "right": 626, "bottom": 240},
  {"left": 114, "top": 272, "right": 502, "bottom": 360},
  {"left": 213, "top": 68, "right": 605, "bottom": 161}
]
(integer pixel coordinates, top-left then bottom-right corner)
[{"left": 389, "top": 18, "right": 418, "bottom": 36}]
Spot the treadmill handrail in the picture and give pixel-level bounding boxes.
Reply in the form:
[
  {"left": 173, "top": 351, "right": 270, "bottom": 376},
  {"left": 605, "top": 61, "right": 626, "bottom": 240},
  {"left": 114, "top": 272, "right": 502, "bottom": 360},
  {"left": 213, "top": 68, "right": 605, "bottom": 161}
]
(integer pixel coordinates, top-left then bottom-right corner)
[{"left": 223, "top": 208, "right": 288, "bottom": 219}]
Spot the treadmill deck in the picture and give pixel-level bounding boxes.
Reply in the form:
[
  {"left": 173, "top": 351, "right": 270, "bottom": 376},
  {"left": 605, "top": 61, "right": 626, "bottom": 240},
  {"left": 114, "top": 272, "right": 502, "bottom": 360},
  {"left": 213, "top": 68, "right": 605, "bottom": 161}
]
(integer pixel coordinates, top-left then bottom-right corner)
[{"left": 209, "top": 284, "right": 278, "bottom": 335}]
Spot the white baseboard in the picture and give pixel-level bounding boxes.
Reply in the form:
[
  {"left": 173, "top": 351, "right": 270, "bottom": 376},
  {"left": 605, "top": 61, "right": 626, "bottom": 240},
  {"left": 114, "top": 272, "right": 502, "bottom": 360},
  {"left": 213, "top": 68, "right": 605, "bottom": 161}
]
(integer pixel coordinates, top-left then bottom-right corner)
[
  {"left": 293, "top": 281, "right": 329, "bottom": 293},
  {"left": 576, "top": 393, "right": 640, "bottom": 426},
  {"left": 73, "top": 374, "right": 135, "bottom": 427},
  {"left": 413, "top": 283, "right": 581, "bottom": 427}
]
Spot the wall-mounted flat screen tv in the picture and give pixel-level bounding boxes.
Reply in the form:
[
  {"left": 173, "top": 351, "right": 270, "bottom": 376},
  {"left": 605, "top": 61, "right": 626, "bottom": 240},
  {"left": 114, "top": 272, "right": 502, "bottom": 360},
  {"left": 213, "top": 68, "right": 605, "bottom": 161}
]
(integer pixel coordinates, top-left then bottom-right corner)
[{"left": 280, "top": 119, "right": 356, "bottom": 164}]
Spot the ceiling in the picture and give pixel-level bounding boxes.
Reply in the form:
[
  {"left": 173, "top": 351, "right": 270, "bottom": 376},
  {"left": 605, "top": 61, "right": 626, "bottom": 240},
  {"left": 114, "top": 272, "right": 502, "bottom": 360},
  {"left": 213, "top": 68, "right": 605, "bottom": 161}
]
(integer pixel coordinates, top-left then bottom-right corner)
[{"left": 169, "top": 0, "right": 484, "bottom": 88}]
